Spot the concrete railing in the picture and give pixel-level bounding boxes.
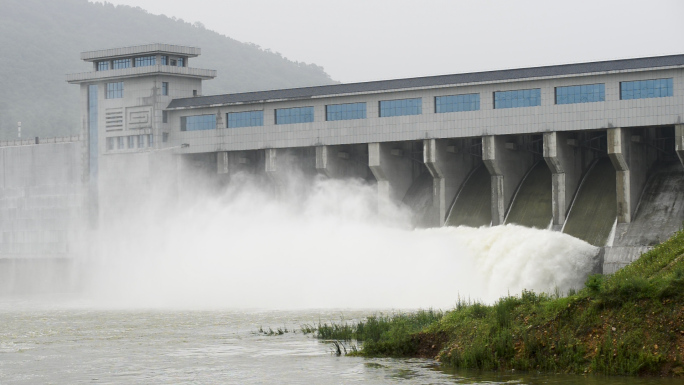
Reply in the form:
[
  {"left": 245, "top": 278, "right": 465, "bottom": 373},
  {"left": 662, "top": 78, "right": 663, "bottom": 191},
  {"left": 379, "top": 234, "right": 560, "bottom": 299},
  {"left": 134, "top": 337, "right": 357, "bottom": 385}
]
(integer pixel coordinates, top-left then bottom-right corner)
[{"left": 0, "top": 135, "right": 83, "bottom": 147}]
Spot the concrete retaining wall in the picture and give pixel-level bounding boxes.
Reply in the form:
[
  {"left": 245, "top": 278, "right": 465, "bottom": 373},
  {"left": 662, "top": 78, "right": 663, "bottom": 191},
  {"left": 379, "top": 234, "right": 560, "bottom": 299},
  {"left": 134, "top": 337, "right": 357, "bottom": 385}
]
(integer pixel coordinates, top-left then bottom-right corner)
[{"left": 0, "top": 141, "right": 86, "bottom": 260}]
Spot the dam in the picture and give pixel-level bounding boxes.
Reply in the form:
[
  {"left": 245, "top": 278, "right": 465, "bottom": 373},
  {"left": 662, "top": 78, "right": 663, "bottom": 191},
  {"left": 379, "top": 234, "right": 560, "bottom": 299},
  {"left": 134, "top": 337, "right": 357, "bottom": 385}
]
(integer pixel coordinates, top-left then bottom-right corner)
[{"left": 1, "top": 44, "right": 684, "bottom": 291}]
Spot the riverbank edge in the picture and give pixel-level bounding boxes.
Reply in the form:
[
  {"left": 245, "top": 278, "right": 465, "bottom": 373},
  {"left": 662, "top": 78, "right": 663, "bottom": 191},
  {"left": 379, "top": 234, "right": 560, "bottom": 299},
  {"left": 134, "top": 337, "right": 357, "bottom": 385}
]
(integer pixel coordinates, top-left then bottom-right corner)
[{"left": 316, "top": 229, "right": 684, "bottom": 376}]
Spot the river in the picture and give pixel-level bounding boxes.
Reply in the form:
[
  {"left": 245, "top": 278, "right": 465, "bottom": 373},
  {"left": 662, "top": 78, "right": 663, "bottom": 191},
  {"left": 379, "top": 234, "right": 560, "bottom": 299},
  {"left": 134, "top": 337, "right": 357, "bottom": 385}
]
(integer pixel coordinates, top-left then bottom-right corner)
[{"left": 0, "top": 301, "right": 680, "bottom": 384}]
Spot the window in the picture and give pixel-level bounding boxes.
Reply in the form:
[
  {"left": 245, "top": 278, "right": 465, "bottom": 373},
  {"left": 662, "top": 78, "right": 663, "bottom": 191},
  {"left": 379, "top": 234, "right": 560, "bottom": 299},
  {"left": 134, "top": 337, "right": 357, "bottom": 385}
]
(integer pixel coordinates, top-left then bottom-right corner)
[
  {"left": 117, "top": 137, "right": 124, "bottom": 150},
  {"left": 275, "top": 107, "right": 314, "bottom": 125},
  {"left": 556, "top": 84, "right": 605, "bottom": 104},
  {"left": 106, "top": 82, "right": 123, "bottom": 99},
  {"left": 181, "top": 114, "right": 216, "bottom": 131},
  {"left": 177, "top": 58, "right": 184, "bottom": 67},
  {"left": 162, "top": 82, "right": 169, "bottom": 96},
  {"left": 494, "top": 89, "right": 541, "bottom": 109},
  {"left": 435, "top": 94, "right": 480, "bottom": 113},
  {"left": 620, "top": 78, "right": 673, "bottom": 100},
  {"left": 162, "top": 110, "right": 168, "bottom": 123},
  {"left": 88, "top": 85, "right": 98, "bottom": 180},
  {"left": 326, "top": 102, "right": 366, "bottom": 121},
  {"left": 148, "top": 134, "right": 153, "bottom": 147},
  {"left": 106, "top": 137, "right": 114, "bottom": 151},
  {"left": 112, "top": 59, "right": 130, "bottom": 69},
  {"left": 97, "top": 61, "right": 109, "bottom": 71},
  {"left": 161, "top": 56, "right": 168, "bottom": 65},
  {"left": 138, "top": 135, "right": 145, "bottom": 148},
  {"left": 379, "top": 98, "right": 422, "bottom": 117},
  {"left": 228, "top": 111, "right": 264, "bottom": 128},
  {"left": 134, "top": 56, "right": 156, "bottom": 67},
  {"left": 128, "top": 136, "right": 135, "bottom": 149}
]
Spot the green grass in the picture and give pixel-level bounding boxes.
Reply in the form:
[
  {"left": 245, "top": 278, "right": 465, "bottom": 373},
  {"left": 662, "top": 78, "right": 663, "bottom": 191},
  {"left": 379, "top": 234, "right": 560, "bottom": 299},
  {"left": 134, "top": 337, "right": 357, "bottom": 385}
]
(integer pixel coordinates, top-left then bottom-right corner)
[{"left": 314, "top": 230, "right": 684, "bottom": 376}]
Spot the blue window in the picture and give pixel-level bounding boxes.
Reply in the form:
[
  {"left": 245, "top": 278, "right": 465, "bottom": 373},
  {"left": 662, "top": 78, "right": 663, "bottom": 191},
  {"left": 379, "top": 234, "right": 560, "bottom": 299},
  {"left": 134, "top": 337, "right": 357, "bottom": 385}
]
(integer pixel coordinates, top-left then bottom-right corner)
[
  {"left": 162, "top": 82, "right": 168, "bottom": 96},
  {"left": 112, "top": 59, "right": 130, "bottom": 69},
  {"left": 620, "top": 78, "right": 673, "bottom": 100},
  {"left": 494, "top": 89, "right": 541, "bottom": 109},
  {"left": 379, "top": 98, "right": 422, "bottom": 117},
  {"left": 556, "top": 84, "right": 605, "bottom": 104},
  {"left": 106, "top": 82, "right": 123, "bottom": 99},
  {"left": 275, "top": 107, "right": 314, "bottom": 125},
  {"left": 88, "top": 85, "right": 98, "bottom": 180},
  {"left": 228, "top": 111, "right": 264, "bottom": 128},
  {"left": 97, "top": 61, "right": 109, "bottom": 71},
  {"left": 326, "top": 102, "right": 366, "bottom": 121},
  {"left": 181, "top": 114, "right": 216, "bottom": 131},
  {"left": 135, "top": 56, "right": 156, "bottom": 67},
  {"left": 177, "top": 58, "right": 185, "bottom": 67},
  {"left": 435, "top": 94, "right": 480, "bottom": 113},
  {"left": 161, "top": 56, "right": 168, "bottom": 65}
]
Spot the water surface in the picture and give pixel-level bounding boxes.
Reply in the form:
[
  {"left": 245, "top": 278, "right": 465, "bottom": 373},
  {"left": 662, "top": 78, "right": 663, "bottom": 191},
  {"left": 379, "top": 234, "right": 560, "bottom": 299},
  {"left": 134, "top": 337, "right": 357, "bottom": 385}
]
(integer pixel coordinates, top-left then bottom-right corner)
[{"left": 0, "top": 303, "right": 679, "bottom": 384}]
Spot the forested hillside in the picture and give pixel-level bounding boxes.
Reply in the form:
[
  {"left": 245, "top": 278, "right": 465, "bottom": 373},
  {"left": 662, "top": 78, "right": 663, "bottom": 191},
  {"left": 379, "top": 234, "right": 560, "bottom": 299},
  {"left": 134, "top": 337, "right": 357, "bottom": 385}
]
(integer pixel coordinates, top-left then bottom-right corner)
[{"left": 0, "top": 0, "right": 335, "bottom": 140}]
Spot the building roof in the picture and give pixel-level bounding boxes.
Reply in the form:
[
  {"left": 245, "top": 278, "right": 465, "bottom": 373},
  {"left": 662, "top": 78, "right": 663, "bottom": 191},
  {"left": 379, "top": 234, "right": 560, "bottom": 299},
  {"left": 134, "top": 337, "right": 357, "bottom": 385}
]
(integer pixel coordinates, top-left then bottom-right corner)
[
  {"left": 81, "top": 43, "right": 201, "bottom": 62},
  {"left": 166, "top": 54, "right": 684, "bottom": 110}
]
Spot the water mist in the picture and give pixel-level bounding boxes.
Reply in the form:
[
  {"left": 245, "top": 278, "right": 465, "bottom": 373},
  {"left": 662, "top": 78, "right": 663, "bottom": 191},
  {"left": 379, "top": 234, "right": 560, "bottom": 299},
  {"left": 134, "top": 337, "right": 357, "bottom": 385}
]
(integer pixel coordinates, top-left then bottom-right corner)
[{"left": 76, "top": 167, "right": 599, "bottom": 310}]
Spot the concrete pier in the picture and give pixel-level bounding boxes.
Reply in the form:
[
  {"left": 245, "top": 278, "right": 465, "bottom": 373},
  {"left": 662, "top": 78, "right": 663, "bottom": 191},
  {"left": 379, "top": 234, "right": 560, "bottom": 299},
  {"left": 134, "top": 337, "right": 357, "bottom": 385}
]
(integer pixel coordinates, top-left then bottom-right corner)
[
  {"left": 482, "top": 135, "right": 535, "bottom": 226},
  {"left": 607, "top": 127, "right": 657, "bottom": 223},
  {"left": 315, "top": 144, "right": 369, "bottom": 179},
  {"left": 368, "top": 142, "right": 415, "bottom": 204},
  {"left": 676, "top": 124, "right": 684, "bottom": 167},
  {"left": 423, "top": 138, "right": 478, "bottom": 227},
  {"left": 543, "top": 132, "right": 589, "bottom": 228}
]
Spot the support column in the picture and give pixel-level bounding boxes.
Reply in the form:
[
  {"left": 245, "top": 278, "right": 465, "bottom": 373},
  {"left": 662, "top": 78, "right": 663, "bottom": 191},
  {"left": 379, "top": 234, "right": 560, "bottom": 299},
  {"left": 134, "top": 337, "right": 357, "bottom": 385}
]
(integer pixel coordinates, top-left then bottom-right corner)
[
  {"left": 676, "top": 124, "right": 684, "bottom": 167},
  {"left": 607, "top": 127, "right": 658, "bottom": 223},
  {"left": 607, "top": 127, "right": 630, "bottom": 223},
  {"left": 423, "top": 139, "right": 476, "bottom": 227},
  {"left": 315, "top": 145, "right": 368, "bottom": 179},
  {"left": 217, "top": 150, "right": 255, "bottom": 176},
  {"left": 368, "top": 142, "right": 413, "bottom": 205},
  {"left": 543, "top": 132, "right": 583, "bottom": 228},
  {"left": 217, "top": 151, "right": 229, "bottom": 174},
  {"left": 482, "top": 135, "right": 535, "bottom": 226},
  {"left": 265, "top": 148, "right": 283, "bottom": 186}
]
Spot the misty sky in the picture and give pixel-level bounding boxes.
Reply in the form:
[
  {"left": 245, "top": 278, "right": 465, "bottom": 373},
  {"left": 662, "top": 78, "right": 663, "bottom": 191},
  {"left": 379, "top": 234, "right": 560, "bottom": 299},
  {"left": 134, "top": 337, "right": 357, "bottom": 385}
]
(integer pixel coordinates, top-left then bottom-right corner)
[{"left": 93, "top": 0, "right": 683, "bottom": 83}]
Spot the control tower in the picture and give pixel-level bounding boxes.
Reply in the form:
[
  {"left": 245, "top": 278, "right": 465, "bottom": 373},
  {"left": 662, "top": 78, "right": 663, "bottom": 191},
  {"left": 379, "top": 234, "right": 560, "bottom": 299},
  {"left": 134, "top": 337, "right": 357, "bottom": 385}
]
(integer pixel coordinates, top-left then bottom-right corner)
[{"left": 67, "top": 44, "right": 216, "bottom": 223}]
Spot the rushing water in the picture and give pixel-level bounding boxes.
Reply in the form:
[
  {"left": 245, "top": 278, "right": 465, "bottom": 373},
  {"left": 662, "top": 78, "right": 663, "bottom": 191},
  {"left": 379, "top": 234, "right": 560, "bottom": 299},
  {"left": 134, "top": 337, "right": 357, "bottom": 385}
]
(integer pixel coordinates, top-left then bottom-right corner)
[
  {"left": 0, "top": 174, "right": 622, "bottom": 383},
  {"left": 0, "top": 302, "right": 680, "bottom": 384}
]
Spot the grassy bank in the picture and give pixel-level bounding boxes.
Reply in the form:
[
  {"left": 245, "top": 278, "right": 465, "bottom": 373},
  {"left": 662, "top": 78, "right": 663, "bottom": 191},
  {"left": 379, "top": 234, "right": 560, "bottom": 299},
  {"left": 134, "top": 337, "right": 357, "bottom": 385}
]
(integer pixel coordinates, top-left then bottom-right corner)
[{"left": 313, "top": 230, "right": 684, "bottom": 376}]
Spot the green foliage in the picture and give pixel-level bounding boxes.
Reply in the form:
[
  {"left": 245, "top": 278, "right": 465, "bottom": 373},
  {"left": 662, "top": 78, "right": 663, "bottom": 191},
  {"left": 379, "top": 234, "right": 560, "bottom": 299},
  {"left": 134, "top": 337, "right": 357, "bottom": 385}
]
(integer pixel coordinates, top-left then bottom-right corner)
[
  {"left": 307, "top": 310, "right": 443, "bottom": 357},
  {"left": 584, "top": 274, "right": 604, "bottom": 294},
  {"left": 0, "top": 0, "right": 335, "bottom": 140}
]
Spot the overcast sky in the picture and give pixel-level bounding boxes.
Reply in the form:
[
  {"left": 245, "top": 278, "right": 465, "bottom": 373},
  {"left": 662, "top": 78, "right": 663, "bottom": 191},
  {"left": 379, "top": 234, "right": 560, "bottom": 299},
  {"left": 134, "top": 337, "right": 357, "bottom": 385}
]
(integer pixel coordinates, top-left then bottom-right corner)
[{"left": 92, "top": 0, "right": 684, "bottom": 83}]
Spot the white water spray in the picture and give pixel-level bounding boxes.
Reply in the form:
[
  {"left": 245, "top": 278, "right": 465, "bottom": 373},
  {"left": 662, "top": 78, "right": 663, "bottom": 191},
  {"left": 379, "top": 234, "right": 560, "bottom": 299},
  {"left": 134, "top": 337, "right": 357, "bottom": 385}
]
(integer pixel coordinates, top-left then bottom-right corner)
[{"left": 80, "top": 171, "right": 599, "bottom": 309}]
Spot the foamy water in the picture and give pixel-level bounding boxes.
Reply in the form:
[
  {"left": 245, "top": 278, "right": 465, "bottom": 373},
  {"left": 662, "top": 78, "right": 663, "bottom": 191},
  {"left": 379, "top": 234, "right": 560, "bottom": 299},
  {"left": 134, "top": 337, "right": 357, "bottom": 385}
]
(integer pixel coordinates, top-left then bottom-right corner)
[{"left": 78, "top": 173, "right": 599, "bottom": 309}]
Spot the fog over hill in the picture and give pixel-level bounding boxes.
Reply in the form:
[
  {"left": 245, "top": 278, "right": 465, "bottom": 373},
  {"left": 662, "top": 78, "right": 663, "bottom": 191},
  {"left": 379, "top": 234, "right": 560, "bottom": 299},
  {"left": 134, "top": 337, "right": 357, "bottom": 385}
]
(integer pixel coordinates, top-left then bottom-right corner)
[{"left": 0, "top": 0, "right": 335, "bottom": 140}]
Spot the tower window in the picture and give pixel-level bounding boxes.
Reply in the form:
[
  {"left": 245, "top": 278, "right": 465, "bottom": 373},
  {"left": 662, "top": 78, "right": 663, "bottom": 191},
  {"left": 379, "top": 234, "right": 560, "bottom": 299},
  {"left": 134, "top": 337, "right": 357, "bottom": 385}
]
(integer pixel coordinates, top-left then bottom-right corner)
[{"left": 105, "top": 82, "right": 123, "bottom": 99}]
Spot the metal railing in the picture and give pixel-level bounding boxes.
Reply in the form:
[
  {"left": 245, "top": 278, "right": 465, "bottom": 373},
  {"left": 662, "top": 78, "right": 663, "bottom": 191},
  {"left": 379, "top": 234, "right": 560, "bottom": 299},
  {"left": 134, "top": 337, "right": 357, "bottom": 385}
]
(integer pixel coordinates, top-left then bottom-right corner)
[{"left": 0, "top": 135, "right": 83, "bottom": 148}]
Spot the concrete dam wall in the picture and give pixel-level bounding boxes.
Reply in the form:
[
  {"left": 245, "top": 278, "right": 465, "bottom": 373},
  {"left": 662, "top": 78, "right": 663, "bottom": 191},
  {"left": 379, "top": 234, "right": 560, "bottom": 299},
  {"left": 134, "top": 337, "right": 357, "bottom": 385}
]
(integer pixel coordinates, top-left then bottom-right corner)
[
  {"left": 0, "top": 129, "right": 682, "bottom": 295},
  {"left": 0, "top": 139, "right": 87, "bottom": 293}
]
